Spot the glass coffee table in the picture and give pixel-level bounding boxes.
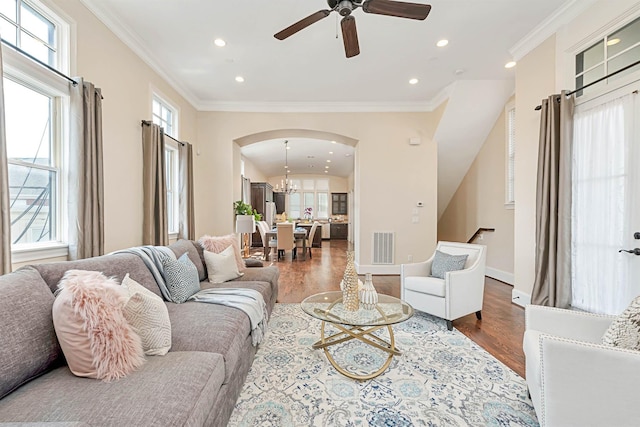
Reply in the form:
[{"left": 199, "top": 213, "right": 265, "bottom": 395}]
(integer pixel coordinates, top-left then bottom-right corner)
[{"left": 300, "top": 291, "right": 414, "bottom": 380}]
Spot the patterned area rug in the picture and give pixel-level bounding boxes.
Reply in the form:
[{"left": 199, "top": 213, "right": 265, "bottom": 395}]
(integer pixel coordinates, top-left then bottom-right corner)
[{"left": 228, "top": 304, "right": 538, "bottom": 426}]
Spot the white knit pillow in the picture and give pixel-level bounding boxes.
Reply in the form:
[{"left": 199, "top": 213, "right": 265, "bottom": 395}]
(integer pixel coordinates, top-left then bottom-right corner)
[
  {"left": 602, "top": 295, "right": 640, "bottom": 351},
  {"left": 121, "top": 274, "right": 172, "bottom": 356},
  {"left": 204, "top": 246, "right": 244, "bottom": 283}
]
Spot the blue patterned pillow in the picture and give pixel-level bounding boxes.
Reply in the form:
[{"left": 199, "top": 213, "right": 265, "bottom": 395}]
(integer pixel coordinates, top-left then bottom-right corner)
[
  {"left": 162, "top": 253, "right": 200, "bottom": 303},
  {"left": 430, "top": 250, "right": 469, "bottom": 279}
]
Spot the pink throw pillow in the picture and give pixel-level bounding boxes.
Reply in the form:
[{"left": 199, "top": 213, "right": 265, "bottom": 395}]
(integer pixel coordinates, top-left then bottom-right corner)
[
  {"left": 52, "top": 270, "right": 145, "bottom": 381},
  {"left": 198, "top": 234, "right": 245, "bottom": 272}
]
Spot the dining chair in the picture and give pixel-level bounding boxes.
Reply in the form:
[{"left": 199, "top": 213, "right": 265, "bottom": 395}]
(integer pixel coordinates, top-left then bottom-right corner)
[
  {"left": 257, "top": 221, "right": 276, "bottom": 260},
  {"left": 295, "top": 221, "right": 318, "bottom": 259},
  {"left": 276, "top": 223, "right": 295, "bottom": 261}
]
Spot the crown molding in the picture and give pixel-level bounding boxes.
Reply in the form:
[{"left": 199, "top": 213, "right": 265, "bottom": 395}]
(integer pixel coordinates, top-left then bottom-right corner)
[
  {"left": 79, "top": 0, "right": 202, "bottom": 109},
  {"left": 509, "top": 0, "right": 599, "bottom": 61},
  {"left": 197, "top": 100, "right": 439, "bottom": 113}
]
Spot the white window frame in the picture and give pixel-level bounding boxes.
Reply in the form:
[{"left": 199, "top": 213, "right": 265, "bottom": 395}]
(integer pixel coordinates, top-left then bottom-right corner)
[
  {"left": 285, "top": 178, "right": 330, "bottom": 219},
  {"left": 505, "top": 101, "right": 515, "bottom": 209},
  {"left": 571, "top": 14, "right": 640, "bottom": 101},
  {"left": 152, "top": 92, "right": 178, "bottom": 138},
  {"left": 3, "top": 0, "right": 70, "bottom": 262}
]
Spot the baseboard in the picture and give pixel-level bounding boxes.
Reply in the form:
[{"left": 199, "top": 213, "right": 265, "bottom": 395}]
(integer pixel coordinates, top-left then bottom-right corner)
[
  {"left": 511, "top": 289, "right": 531, "bottom": 307},
  {"left": 485, "top": 267, "right": 514, "bottom": 285},
  {"left": 355, "top": 262, "right": 400, "bottom": 275}
]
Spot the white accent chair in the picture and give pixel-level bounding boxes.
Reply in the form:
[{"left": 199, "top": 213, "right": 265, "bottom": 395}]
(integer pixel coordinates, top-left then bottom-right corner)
[
  {"left": 401, "top": 241, "right": 486, "bottom": 331},
  {"left": 257, "top": 221, "right": 276, "bottom": 260},
  {"left": 523, "top": 305, "right": 640, "bottom": 426}
]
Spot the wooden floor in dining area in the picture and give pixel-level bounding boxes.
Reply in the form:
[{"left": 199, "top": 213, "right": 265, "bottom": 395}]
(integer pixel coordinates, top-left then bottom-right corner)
[{"left": 253, "top": 239, "right": 526, "bottom": 378}]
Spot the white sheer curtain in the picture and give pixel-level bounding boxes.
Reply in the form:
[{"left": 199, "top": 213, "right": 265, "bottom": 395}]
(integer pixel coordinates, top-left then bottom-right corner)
[{"left": 572, "top": 93, "right": 636, "bottom": 314}]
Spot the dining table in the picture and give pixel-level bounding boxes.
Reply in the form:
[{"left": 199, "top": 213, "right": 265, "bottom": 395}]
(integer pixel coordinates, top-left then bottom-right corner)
[{"left": 264, "top": 227, "right": 308, "bottom": 260}]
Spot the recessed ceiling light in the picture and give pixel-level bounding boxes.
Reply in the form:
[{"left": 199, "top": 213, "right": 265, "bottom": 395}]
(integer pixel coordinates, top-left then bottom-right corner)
[
  {"left": 331, "top": 141, "right": 337, "bottom": 144},
  {"left": 345, "top": 153, "right": 351, "bottom": 157},
  {"left": 504, "top": 61, "right": 516, "bottom": 69},
  {"left": 326, "top": 160, "right": 331, "bottom": 163},
  {"left": 325, "top": 166, "right": 329, "bottom": 169},
  {"left": 214, "top": 38, "right": 226, "bottom": 47},
  {"left": 329, "top": 151, "right": 333, "bottom": 154},
  {"left": 325, "top": 170, "right": 328, "bottom": 173},
  {"left": 235, "top": 76, "right": 245, "bottom": 82},
  {"left": 607, "top": 38, "right": 621, "bottom": 46},
  {"left": 436, "top": 39, "right": 448, "bottom": 47},
  {"left": 409, "top": 78, "right": 419, "bottom": 85}
]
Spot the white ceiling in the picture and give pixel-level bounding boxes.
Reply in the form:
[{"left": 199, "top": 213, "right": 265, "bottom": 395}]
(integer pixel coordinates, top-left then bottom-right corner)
[
  {"left": 241, "top": 138, "right": 355, "bottom": 177},
  {"left": 82, "top": 0, "right": 569, "bottom": 108}
]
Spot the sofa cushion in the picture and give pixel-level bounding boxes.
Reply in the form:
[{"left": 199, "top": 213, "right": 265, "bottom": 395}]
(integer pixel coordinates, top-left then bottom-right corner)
[
  {"left": 204, "top": 247, "right": 243, "bottom": 283},
  {"left": 161, "top": 253, "right": 201, "bottom": 304},
  {"left": 30, "top": 253, "right": 161, "bottom": 297},
  {"left": 228, "top": 266, "right": 280, "bottom": 304},
  {"left": 168, "top": 239, "right": 206, "bottom": 281},
  {"left": 52, "top": 270, "right": 145, "bottom": 381},
  {"left": 168, "top": 279, "right": 273, "bottom": 384},
  {"left": 403, "top": 275, "right": 446, "bottom": 297},
  {"left": 431, "top": 250, "right": 469, "bottom": 279},
  {"left": 0, "top": 267, "right": 62, "bottom": 400},
  {"left": 121, "top": 274, "right": 172, "bottom": 356},
  {"left": 198, "top": 234, "right": 245, "bottom": 272},
  {"left": 0, "top": 351, "right": 224, "bottom": 427}
]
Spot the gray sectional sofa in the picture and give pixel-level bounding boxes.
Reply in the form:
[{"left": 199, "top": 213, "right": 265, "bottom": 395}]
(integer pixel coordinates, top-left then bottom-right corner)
[{"left": 0, "top": 239, "right": 279, "bottom": 427}]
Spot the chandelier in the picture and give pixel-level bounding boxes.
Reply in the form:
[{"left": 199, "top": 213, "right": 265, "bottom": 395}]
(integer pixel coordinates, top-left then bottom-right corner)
[{"left": 275, "top": 140, "right": 297, "bottom": 194}]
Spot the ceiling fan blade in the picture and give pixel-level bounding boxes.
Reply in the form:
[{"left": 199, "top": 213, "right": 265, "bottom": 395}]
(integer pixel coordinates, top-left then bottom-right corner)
[
  {"left": 274, "top": 10, "right": 331, "bottom": 40},
  {"left": 341, "top": 16, "right": 360, "bottom": 58},
  {"left": 362, "top": 0, "right": 431, "bottom": 20}
]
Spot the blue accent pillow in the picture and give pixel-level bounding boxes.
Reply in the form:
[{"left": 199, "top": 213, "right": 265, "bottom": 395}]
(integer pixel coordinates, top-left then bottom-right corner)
[
  {"left": 430, "top": 250, "right": 469, "bottom": 279},
  {"left": 161, "top": 253, "right": 200, "bottom": 303}
]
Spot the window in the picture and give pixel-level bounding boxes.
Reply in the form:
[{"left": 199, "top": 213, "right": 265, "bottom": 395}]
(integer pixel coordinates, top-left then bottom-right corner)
[
  {"left": 152, "top": 93, "right": 179, "bottom": 235},
  {"left": 575, "top": 17, "right": 640, "bottom": 97},
  {"left": 165, "top": 143, "right": 179, "bottom": 235},
  {"left": 0, "top": 0, "right": 66, "bottom": 70},
  {"left": 2, "top": 1, "right": 69, "bottom": 258},
  {"left": 285, "top": 178, "right": 330, "bottom": 219},
  {"left": 152, "top": 95, "right": 177, "bottom": 138},
  {"left": 505, "top": 103, "right": 515, "bottom": 207}
]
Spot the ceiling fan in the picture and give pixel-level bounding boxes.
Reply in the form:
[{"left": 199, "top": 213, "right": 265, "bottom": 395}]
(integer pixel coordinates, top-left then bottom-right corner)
[{"left": 274, "top": 0, "right": 431, "bottom": 58}]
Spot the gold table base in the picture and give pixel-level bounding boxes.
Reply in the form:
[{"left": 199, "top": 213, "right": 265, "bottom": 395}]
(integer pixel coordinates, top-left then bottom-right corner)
[{"left": 312, "top": 320, "right": 401, "bottom": 380}]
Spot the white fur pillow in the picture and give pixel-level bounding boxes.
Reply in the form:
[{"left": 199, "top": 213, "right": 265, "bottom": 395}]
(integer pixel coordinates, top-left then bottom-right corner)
[
  {"left": 121, "top": 274, "right": 172, "bottom": 356},
  {"left": 204, "top": 246, "right": 244, "bottom": 283},
  {"left": 52, "top": 270, "right": 145, "bottom": 381}
]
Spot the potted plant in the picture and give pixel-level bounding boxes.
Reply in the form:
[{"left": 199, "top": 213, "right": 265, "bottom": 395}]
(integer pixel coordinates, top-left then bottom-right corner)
[{"left": 233, "top": 200, "right": 262, "bottom": 221}]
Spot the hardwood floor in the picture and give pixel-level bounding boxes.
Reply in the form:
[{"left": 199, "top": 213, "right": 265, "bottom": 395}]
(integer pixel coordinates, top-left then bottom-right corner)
[{"left": 252, "top": 239, "right": 526, "bottom": 378}]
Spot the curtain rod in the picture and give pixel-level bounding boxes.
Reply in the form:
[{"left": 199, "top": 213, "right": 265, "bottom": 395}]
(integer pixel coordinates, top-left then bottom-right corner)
[
  {"left": 1, "top": 38, "right": 77, "bottom": 86},
  {"left": 141, "top": 120, "right": 185, "bottom": 146},
  {"left": 534, "top": 58, "right": 640, "bottom": 110}
]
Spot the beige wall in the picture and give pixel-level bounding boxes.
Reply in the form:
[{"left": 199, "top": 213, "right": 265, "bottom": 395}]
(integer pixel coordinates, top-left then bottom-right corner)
[
  {"left": 242, "top": 156, "right": 267, "bottom": 183},
  {"left": 438, "top": 97, "right": 515, "bottom": 278},
  {"left": 195, "top": 110, "right": 444, "bottom": 271},
  {"left": 11, "top": 0, "right": 199, "bottom": 270}
]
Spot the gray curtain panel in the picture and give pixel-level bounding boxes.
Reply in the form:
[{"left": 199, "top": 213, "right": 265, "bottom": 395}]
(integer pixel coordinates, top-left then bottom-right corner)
[
  {"left": 142, "top": 123, "right": 168, "bottom": 246},
  {"left": 532, "top": 91, "right": 574, "bottom": 308},
  {"left": 178, "top": 142, "right": 195, "bottom": 240},
  {"left": 68, "top": 78, "right": 105, "bottom": 260},
  {"left": 0, "top": 43, "right": 11, "bottom": 274}
]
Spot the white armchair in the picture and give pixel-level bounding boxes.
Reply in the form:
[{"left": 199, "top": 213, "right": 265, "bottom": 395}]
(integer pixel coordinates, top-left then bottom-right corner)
[
  {"left": 523, "top": 305, "right": 640, "bottom": 426},
  {"left": 401, "top": 241, "right": 486, "bottom": 330}
]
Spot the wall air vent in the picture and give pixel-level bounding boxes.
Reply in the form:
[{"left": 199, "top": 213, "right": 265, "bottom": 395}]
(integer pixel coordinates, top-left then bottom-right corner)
[{"left": 372, "top": 232, "right": 395, "bottom": 265}]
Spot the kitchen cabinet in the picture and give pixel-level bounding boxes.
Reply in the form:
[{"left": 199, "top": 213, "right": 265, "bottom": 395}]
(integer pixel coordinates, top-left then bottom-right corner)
[
  {"left": 297, "top": 223, "right": 322, "bottom": 248},
  {"left": 331, "top": 193, "right": 348, "bottom": 215},
  {"left": 330, "top": 223, "right": 348, "bottom": 240},
  {"left": 251, "top": 182, "right": 273, "bottom": 247},
  {"left": 274, "top": 192, "right": 286, "bottom": 214}
]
